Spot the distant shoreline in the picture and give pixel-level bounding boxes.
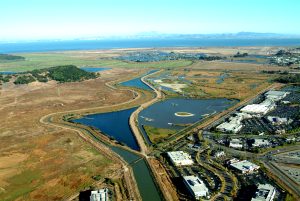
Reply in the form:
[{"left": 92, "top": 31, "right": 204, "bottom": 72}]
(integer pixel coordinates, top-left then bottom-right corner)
[{"left": 1, "top": 38, "right": 300, "bottom": 54}]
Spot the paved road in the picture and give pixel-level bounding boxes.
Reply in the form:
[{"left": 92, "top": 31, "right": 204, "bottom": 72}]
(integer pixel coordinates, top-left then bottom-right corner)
[{"left": 262, "top": 161, "right": 300, "bottom": 199}]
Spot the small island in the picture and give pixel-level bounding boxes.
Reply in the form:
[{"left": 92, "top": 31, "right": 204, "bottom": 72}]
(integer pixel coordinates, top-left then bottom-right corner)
[{"left": 174, "top": 112, "right": 195, "bottom": 117}]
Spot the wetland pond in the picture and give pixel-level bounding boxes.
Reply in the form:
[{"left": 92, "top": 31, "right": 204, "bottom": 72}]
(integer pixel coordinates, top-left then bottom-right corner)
[
  {"left": 72, "top": 107, "right": 139, "bottom": 150},
  {"left": 138, "top": 98, "right": 237, "bottom": 144}
]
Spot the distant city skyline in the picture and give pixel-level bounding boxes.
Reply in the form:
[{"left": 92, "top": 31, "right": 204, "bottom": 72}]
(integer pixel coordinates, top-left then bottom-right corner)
[{"left": 1, "top": 0, "right": 300, "bottom": 41}]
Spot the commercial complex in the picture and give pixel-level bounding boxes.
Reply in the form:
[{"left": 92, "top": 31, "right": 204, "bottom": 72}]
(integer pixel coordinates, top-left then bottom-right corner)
[
  {"left": 240, "top": 90, "right": 289, "bottom": 116},
  {"left": 251, "top": 184, "right": 276, "bottom": 201},
  {"left": 167, "top": 151, "right": 194, "bottom": 166},
  {"left": 216, "top": 90, "right": 291, "bottom": 134},
  {"left": 183, "top": 175, "right": 209, "bottom": 199}
]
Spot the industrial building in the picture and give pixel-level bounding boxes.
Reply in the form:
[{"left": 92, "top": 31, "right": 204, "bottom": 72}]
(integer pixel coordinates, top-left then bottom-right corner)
[
  {"left": 251, "top": 184, "right": 276, "bottom": 201},
  {"left": 90, "top": 188, "right": 109, "bottom": 201},
  {"left": 183, "top": 175, "right": 209, "bottom": 199},
  {"left": 167, "top": 151, "right": 194, "bottom": 166},
  {"left": 229, "top": 160, "right": 260, "bottom": 174}
]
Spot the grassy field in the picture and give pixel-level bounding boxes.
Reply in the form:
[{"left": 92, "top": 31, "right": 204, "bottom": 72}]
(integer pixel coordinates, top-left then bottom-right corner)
[
  {"left": 0, "top": 52, "right": 193, "bottom": 72},
  {"left": 143, "top": 125, "right": 177, "bottom": 144},
  {"left": 0, "top": 69, "right": 141, "bottom": 201}
]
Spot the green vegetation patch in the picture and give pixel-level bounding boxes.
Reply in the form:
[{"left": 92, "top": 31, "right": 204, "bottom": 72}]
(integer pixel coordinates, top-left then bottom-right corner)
[
  {"left": 143, "top": 125, "right": 177, "bottom": 144},
  {"left": 275, "top": 74, "right": 300, "bottom": 84},
  {"left": 0, "top": 53, "right": 25, "bottom": 61},
  {"left": 1, "top": 170, "right": 42, "bottom": 201},
  {"left": 13, "top": 75, "right": 35, "bottom": 84},
  {"left": 0, "top": 74, "right": 12, "bottom": 83},
  {"left": 11, "top": 65, "right": 98, "bottom": 85},
  {"left": 47, "top": 65, "right": 97, "bottom": 82}
]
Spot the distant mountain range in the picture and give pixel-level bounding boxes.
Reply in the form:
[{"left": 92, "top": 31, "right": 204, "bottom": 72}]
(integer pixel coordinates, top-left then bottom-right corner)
[
  {"left": 1, "top": 32, "right": 299, "bottom": 43},
  {"left": 76, "top": 32, "right": 300, "bottom": 40}
]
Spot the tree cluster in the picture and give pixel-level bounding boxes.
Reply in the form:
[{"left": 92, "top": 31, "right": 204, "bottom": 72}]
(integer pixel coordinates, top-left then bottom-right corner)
[{"left": 233, "top": 52, "right": 248, "bottom": 58}]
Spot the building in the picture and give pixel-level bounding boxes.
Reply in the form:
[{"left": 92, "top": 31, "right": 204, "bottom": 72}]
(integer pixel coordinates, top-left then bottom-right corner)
[
  {"left": 229, "top": 160, "right": 260, "bottom": 174},
  {"left": 214, "top": 151, "right": 225, "bottom": 158},
  {"left": 90, "top": 188, "right": 109, "bottom": 201},
  {"left": 183, "top": 175, "right": 209, "bottom": 199},
  {"left": 267, "top": 116, "right": 292, "bottom": 125},
  {"left": 265, "top": 90, "right": 289, "bottom": 101},
  {"left": 253, "top": 139, "right": 270, "bottom": 148},
  {"left": 240, "top": 104, "right": 274, "bottom": 115},
  {"left": 167, "top": 151, "right": 193, "bottom": 166},
  {"left": 229, "top": 139, "right": 243, "bottom": 149},
  {"left": 216, "top": 121, "right": 243, "bottom": 133},
  {"left": 216, "top": 113, "right": 251, "bottom": 133},
  {"left": 251, "top": 184, "right": 276, "bottom": 201}
]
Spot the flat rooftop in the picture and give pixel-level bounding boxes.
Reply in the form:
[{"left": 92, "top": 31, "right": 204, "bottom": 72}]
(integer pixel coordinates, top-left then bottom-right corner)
[
  {"left": 252, "top": 184, "right": 276, "bottom": 201},
  {"left": 183, "top": 175, "right": 209, "bottom": 196},
  {"left": 230, "top": 160, "right": 260, "bottom": 172},
  {"left": 167, "top": 151, "right": 193, "bottom": 165}
]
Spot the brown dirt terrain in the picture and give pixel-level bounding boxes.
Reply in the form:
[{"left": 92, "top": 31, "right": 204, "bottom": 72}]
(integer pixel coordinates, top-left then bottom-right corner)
[{"left": 0, "top": 68, "right": 140, "bottom": 201}]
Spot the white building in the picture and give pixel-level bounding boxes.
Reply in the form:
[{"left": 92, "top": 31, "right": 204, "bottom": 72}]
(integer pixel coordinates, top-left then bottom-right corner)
[
  {"left": 214, "top": 151, "right": 226, "bottom": 158},
  {"left": 167, "top": 151, "right": 193, "bottom": 166},
  {"left": 183, "top": 175, "right": 209, "bottom": 199},
  {"left": 229, "top": 139, "right": 243, "bottom": 149},
  {"left": 216, "top": 121, "right": 243, "bottom": 133},
  {"left": 253, "top": 139, "right": 270, "bottom": 148},
  {"left": 240, "top": 104, "right": 274, "bottom": 115},
  {"left": 216, "top": 113, "right": 251, "bottom": 133},
  {"left": 90, "top": 188, "right": 109, "bottom": 201},
  {"left": 267, "top": 116, "right": 292, "bottom": 125},
  {"left": 229, "top": 160, "right": 260, "bottom": 174},
  {"left": 265, "top": 90, "right": 289, "bottom": 101},
  {"left": 251, "top": 184, "right": 276, "bottom": 201}
]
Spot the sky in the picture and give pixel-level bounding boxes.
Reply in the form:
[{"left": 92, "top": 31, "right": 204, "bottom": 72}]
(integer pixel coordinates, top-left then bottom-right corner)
[{"left": 0, "top": 0, "right": 299, "bottom": 41}]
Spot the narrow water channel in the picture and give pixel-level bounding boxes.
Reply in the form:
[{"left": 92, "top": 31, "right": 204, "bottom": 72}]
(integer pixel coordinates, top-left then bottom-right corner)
[
  {"left": 111, "top": 147, "right": 162, "bottom": 201},
  {"left": 72, "top": 108, "right": 163, "bottom": 201}
]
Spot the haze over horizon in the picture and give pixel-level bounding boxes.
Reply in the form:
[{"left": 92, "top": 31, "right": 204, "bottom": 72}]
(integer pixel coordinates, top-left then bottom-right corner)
[{"left": 1, "top": 0, "right": 300, "bottom": 41}]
